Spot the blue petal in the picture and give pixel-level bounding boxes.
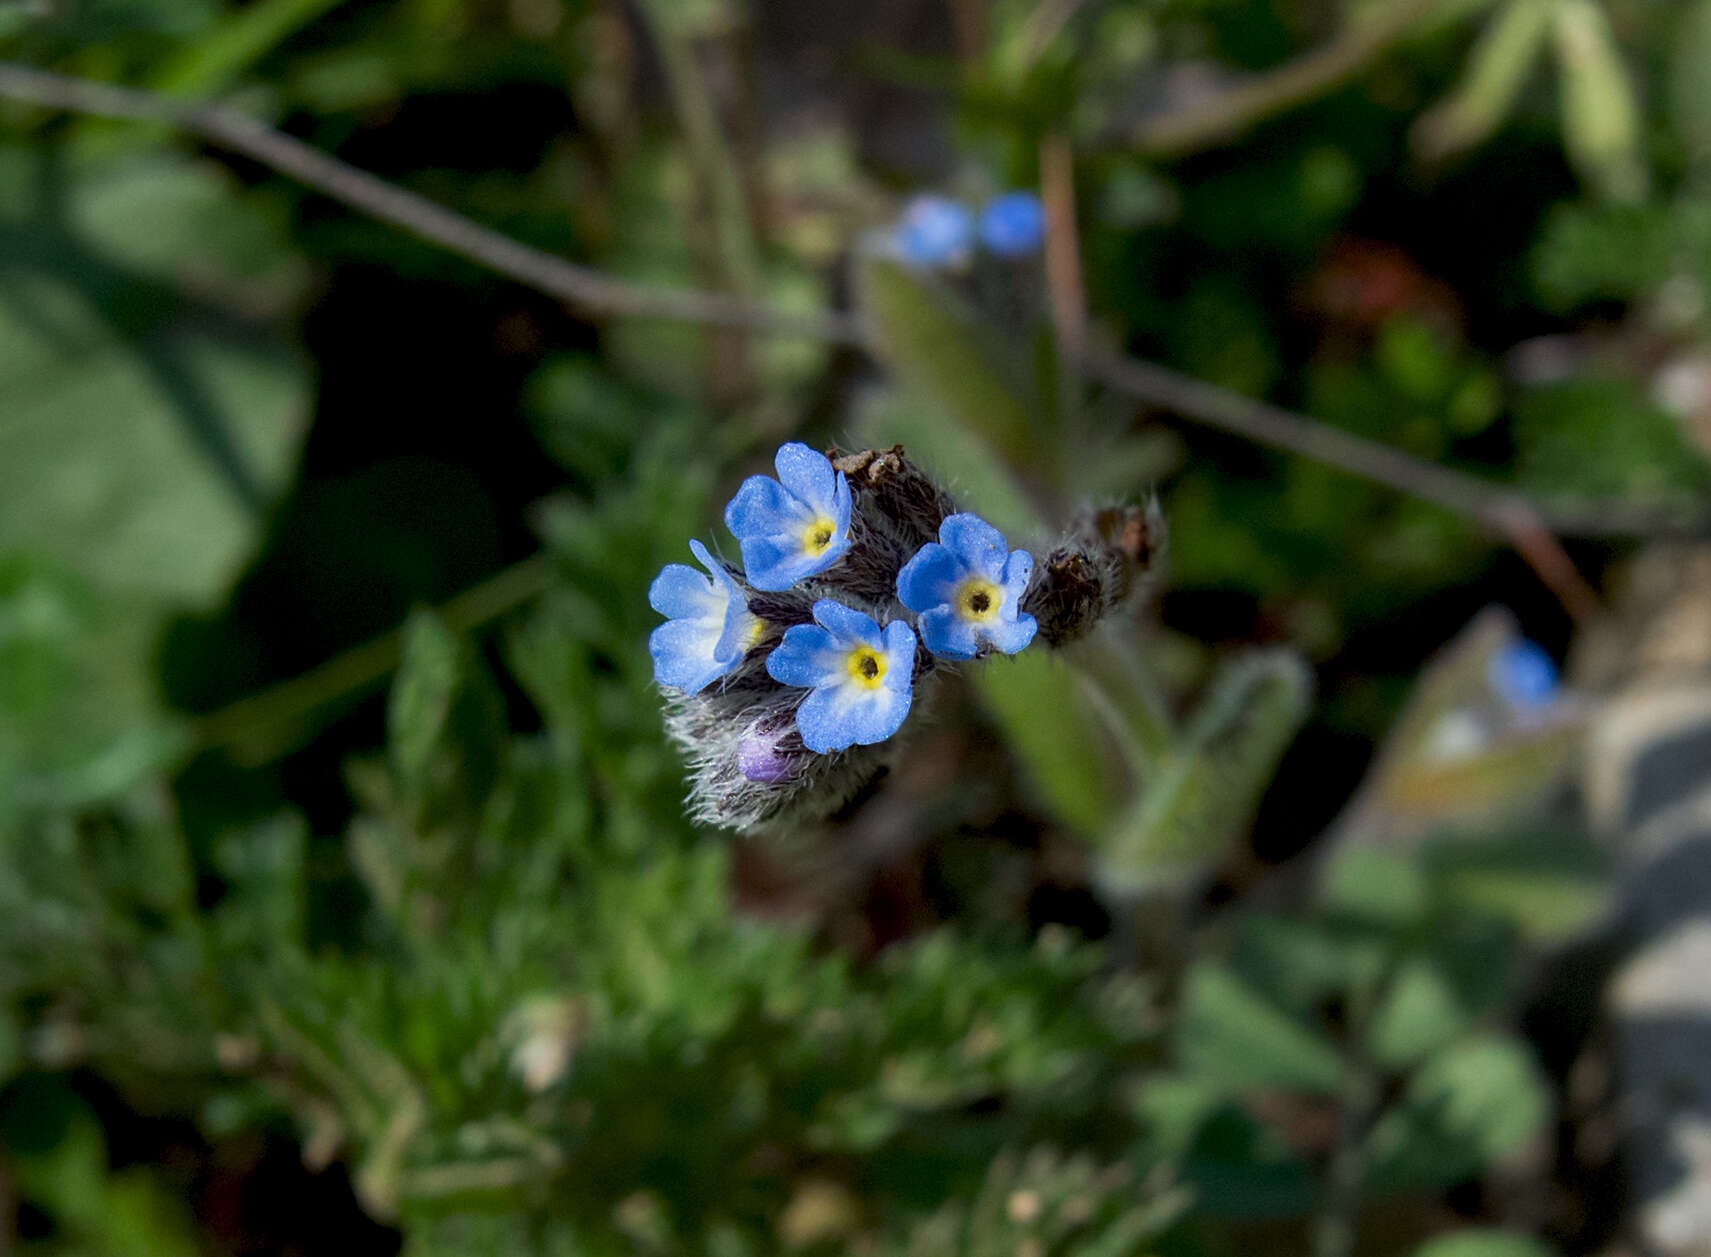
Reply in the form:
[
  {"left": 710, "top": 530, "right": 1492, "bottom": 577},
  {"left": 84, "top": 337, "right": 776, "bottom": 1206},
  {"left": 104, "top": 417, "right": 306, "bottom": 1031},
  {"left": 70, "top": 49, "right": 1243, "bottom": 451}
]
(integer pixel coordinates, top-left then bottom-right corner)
[
  {"left": 774, "top": 442, "right": 836, "bottom": 517},
  {"left": 702, "top": 553, "right": 746, "bottom": 607},
  {"left": 982, "top": 610, "right": 1038, "bottom": 656},
  {"left": 714, "top": 600, "right": 758, "bottom": 664},
  {"left": 979, "top": 192, "right": 1046, "bottom": 257},
  {"left": 831, "top": 469, "right": 852, "bottom": 535},
  {"left": 766, "top": 623, "right": 840, "bottom": 688},
  {"left": 896, "top": 543, "right": 964, "bottom": 612},
  {"left": 740, "top": 535, "right": 812, "bottom": 593},
  {"left": 1000, "top": 548, "right": 1034, "bottom": 597},
  {"left": 939, "top": 513, "right": 1010, "bottom": 576},
  {"left": 650, "top": 618, "right": 730, "bottom": 693},
  {"left": 880, "top": 620, "right": 918, "bottom": 689},
  {"left": 896, "top": 195, "right": 974, "bottom": 270},
  {"left": 811, "top": 598, "right": 882, "bottom": 648},
  {"left": 725, "top": 473, "right": 811, "bottom": 540},
  {"left": 796, "top": 678, "right": 912, "bottom": 752},
  {"left": 649, "top": 561, "right": 718, "bottom": 620},
  {"left": 918, "top": 605, "right": 981, "bottom": 660}
]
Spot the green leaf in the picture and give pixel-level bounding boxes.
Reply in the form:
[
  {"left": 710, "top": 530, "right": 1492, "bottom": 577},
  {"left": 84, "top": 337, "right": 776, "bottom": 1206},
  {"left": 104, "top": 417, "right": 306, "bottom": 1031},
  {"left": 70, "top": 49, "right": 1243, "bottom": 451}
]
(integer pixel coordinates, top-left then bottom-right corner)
[
  {"left": 1320, "top": 847, "right": 1430, "bottom": 929},
  {"left": 149, "top": 0, "right": 351, "bottom": 99},
  {"left": 1414, "top": 0, "right": 1554, "bottom": 160},
  {"left": 385, "top": 611, "right": 507, "bottom": 837},
  {"left": 0, "top": 148, "right": 309, "bottom": 607},
  {"left": 1177, "top": 962, "right": 1345, "bottom": 1096},
  {"left": 0, "top": 147, "right": 307, "bottom": 810},
  {"left": 1514, "top": 377, "right": 1709, "bottom": 500},
  {"left": 970, "top": 650, "right": 1125, "bottom": 835},
  {"left": 1367, "top": 958, "right": 1470, "bottom": 1069},
  {"left": 1425, "top": 830, "right": 1612, "bottom": 944},
  {"left": 1099, "top": 649, "right": 1311, "bottom": 888},
  {"left": 0, "top": 556, "right": 191, "bottom": 813},
  {"left": 1553, "top": 0, "right": 1648, "bottom": 201},
  {"left": 1412, "top": 1231, "right": 1554, "bottom": 1257},
  {"left": 1671, "top": 0, "right": 1711, "bottom": 170},
  {"left": 1530, "top": 201, "right": 1691, "bottom": 311},
  {"left": 1365, "top": 1035, "right": 1550, "bottom": 1189},
  {"left": 858, "top": 257, "right": 1058, "bottom": 521}
]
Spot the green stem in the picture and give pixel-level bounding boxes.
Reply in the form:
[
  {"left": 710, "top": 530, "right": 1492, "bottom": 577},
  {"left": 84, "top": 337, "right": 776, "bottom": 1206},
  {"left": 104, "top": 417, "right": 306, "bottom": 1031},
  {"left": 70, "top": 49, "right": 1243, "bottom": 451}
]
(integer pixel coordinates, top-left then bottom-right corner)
[
  {"left": 1313, "top": 1064, "right": 1377, "bottom": 1257},
  {"left": 634, "top": 0, "right": 762, "bottom": 298},
  {"left": 195, "top": 554, "right": 553, "bottom": 765}
]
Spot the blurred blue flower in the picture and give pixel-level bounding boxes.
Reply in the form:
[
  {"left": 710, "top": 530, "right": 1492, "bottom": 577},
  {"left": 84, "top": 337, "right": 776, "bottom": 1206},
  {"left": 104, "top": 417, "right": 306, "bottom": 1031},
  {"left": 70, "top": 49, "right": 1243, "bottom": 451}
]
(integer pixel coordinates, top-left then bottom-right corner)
[
  {"left": 765, "top": 600, "right": 917, "bottom": 753},
  {"left": 724, "top": 442, "right": 853, "bottom": 592},
  {"left": 895, "top": 194, "right": 974, "bottom": 270},
  {"left": 648, "top": 539, "right": 763, "bottom": 693},
  {"left": 897, "top": 513, "right": 1036, "bottom": 659},
  {"left": 979, "top": 191, "right": 1046, "bottom": 256},
  {"left": 1488, "top": 639, "right": 1559, "bottom": 709}
]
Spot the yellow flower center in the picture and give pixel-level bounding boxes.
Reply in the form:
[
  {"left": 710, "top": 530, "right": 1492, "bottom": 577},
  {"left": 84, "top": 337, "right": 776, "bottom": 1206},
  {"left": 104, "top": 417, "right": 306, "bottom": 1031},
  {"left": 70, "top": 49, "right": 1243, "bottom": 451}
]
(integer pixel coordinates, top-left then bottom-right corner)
[
  {"left": 743, "top": 617, "right": 768, "bottom": 650},
  {"left": 801, "top": 516, "right": 837, "bottom": 557},
  {"left": 958, "top": 579, "right": 1001, "bottom": 623},
  {"left": 846, "top": 645, "right": 887, "bottom": 690}
]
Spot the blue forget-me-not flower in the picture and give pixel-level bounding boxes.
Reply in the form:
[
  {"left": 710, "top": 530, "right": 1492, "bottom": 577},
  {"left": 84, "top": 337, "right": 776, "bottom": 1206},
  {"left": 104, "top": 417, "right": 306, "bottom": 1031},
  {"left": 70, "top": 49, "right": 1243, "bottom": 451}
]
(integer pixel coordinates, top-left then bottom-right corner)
[
  {"left": 648, "top": 539, "right": 764, "bottom": 694},
  {"left": 765, "top": 600, "right": 917, "bottom": 754},
  {"left": 895, "top": 194, "right": 975, "bottom": 270},
  {"left": 724, "top": 442, "right": 853, "bottom": 592},
  {"left": 978, "top": 191, "right": 1046, "bottom": 257},
  {"left": 1488, "top": 638, "right": 1559, "bottom": 710},
  {"left": 898, "top": 513, "right": 1037, "bottom": 660}
]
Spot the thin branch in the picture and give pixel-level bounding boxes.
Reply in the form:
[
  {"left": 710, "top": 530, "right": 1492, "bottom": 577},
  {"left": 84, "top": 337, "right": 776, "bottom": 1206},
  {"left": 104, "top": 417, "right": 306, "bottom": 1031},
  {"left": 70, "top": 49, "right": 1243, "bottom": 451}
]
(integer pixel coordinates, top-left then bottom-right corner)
[
  {"left": 197, "top": 555, "right": 553, "bottom": 763},
  {"left": 0, "top": 62, "right": 866, "bottom": 345},
  {"left": 1128, "top": 0, "right": 1443, "bottom": 158},
  {"left": 1040, "top": 132, "right": 1086, "bottom": 360},
  {"left": 1082, "top": 349, "right": 1700, "bottom": 543},
  {"left": 1, "top": 59, "right": 1703, "bottom": 558}
]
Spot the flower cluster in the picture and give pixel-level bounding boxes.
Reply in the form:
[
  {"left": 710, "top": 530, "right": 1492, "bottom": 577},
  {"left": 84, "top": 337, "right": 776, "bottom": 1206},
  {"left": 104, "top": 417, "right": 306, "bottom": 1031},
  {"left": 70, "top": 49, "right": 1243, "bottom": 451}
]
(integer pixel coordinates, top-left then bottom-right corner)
[
  {"left": 651, "top": 443, "right": 1036, "bottom": 758},
  {"left": 648, "top": 443, "right": 1159, "bottom": 832},
  {"left": 894, "top": 191, "right": 1047, "bottom": 270}
]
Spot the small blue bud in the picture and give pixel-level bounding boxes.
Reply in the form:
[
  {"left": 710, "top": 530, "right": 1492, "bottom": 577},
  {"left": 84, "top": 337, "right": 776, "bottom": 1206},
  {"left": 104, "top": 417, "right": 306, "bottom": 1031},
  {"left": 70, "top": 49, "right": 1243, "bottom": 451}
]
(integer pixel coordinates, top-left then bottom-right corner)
[
  {"left": 895, "top": 195, "right": 974, "bottom": 270},
  {"left": 1488, "top": 639, "right": 1559, "bottom": 709},
  {"left": 978, "top": 191, "right": 1046, "bottom": 257}
]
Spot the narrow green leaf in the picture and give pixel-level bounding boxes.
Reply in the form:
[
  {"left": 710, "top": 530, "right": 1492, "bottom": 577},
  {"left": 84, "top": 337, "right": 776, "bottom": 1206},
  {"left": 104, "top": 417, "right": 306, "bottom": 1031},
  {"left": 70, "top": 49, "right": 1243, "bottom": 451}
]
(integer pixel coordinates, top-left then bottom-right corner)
[
  {"left": 859, "top": 257, "right": 1059, "bottom": 505},
  {"left": 1425, "top": 830, "right": 1612, "bottom": 943},
  {"left": 150, "top": 0, "right": 352, "bottom": 98},
  {"left": 1553, "top": 0, "right": 1648, "bottom": 201},
  {"left": 1670, "top": 0, "right": 1711, "bottom": 170},
  {"left": 1413, "top": 1231, "right": 1554, "bottom": 1257},
  {"left": 969, "top": 651, "right": 1125, "bottom": 835},
  {"left": 1099, "top": 649, "right": 1311, "bottom": 889},
  {"left": 1414, "top": 0, "right": 1554, "bottom": 159},
  {"left": 1177, "top": 962, "right": 1345, "bottom": 1096}
]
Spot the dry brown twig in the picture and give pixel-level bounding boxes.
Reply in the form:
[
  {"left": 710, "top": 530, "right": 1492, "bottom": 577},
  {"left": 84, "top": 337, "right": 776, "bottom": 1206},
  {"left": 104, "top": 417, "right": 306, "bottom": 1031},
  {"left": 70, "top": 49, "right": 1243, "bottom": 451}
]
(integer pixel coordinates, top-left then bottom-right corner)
[
  {"left": 1126, "top": 0, "right": 1445, "bottom": 157},
  {"left": 0, "top": 63, "right": 866, "bottom": 345}
]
